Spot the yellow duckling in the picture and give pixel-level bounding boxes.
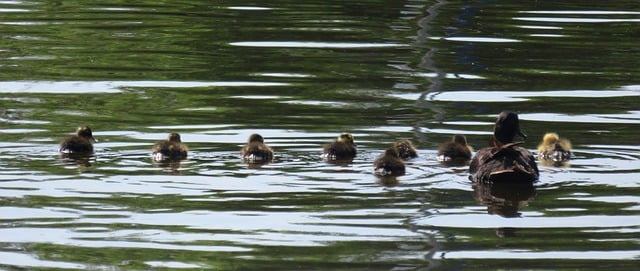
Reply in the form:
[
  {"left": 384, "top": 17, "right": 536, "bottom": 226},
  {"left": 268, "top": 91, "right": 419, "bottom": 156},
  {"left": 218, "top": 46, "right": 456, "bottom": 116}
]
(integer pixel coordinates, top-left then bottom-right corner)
[{"left": 537, "top": 132, "right": 571, "bottom": 162}]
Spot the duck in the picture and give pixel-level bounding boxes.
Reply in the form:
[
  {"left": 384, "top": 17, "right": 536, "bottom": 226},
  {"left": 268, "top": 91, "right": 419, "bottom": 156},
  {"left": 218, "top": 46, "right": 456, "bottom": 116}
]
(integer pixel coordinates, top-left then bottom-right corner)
[
  {"left": 241, "top": 133, "right": 274, "bottom": 162},
  {"left": 152, "top": 133, "right": 188, "bottom": 160},
  {"left": 537, "top": 132, "right": 571, "bottom": 161},
  {"left": 374, "top": 147, "right": 405, "bottom": 176},
  {"left": 323, "top": 132, "right": 357, "bottom": 160},
  {"left": 392, "top": 139, "right": 418, "bottom": 160},
  {"left": 469, "top": 111, "right": 539, "bottom": 183},
  {"left": 59, "top": 126, "right": 96, "bottom": 153},
  {"left": 437, "top": 134, "right": 473, "bottom": 162}
]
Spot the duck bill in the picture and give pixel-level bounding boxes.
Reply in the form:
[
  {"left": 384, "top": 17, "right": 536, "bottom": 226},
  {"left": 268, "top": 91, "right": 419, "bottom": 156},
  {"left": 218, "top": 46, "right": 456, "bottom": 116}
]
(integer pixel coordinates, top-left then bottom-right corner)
[
  {"left": 517, "top": 131, "right": 527, "bottom": 140},
  {"left": 91, "top": 137, "right": 98, "bottom": 143}
]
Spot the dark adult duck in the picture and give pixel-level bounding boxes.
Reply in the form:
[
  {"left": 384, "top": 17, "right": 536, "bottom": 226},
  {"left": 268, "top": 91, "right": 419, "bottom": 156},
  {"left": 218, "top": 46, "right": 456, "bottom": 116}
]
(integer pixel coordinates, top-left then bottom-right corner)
[
  {"left": 59, "top": 126, "right": 96, "bottom": 153},
  {"left": 323, "top": 132, "right": 357, "bottom": 160},
  {"left": 241, "top": 133, "right": 274, "bottom": 163},
  {"left": 152, "top": 132, "right": 188, "bottom": 161},
  {"left": 469, "top": 111, "right": 539, "bottom": 183}
]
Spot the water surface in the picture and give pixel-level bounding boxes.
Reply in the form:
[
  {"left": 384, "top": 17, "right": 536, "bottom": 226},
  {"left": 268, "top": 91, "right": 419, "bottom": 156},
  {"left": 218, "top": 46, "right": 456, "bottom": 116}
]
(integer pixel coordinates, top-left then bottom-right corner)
[{"left": 1, "top": 0, "right": 639, "bottom": 270}]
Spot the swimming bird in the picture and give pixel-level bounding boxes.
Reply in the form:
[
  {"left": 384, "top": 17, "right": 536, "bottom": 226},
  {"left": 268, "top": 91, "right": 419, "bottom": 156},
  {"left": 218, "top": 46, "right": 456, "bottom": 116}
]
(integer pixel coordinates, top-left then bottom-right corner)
[
  {"left": 392, "top": 139, "right": 418, "bottom": 160},
  {"left": 152, "top": 133, "right": 188, "bottom": 160},
  {"left": 537, "top": 132, "right": 571, "bottom": 162},
  {"left": 323, "top": 132, "right": 357, "bottom": 160},
  {"left": 59, "top": 126, "right": 96, "bottom": 153},
  {"left": 241, "top": 133, "right": 274, "bottom": 163},
  {"left": 437, "top": 134, "right": 473, "bottom": 162},
  {"left": 374, "top": 147, "right": 405, "bottom": 176},
  {"left": 469, "top": 111, "right": 539, "bottom": 183}
]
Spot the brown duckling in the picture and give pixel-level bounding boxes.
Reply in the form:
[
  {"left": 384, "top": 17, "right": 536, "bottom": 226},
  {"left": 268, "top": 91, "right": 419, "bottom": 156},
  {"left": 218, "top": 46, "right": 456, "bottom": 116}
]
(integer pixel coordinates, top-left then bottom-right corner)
[
  {"left": 323, "top": 132, "right": 357, "bottom": 160},
  {"left": 537, "top": 132, "right": 571, "bottom": 161},
  {"left": 241, "top": 133, "right": 274, "bottom": 162},
  {"left": 469, "top": 111, "right": 539, "bottom": 183},
  {"left": 437, "top": 134, "right": 473, "bottom": 162},
  {"left": 392, "top": 139, "right": 418, "bottom": 160},
  {"left": 374, "top": 147, "right": 405, "bottom": 176},
  {"left": 152, "top": 133, "right": 188, "bottom": 161},
  {"left": 59, "top": 126, "right": 96, "bottom": 153}
]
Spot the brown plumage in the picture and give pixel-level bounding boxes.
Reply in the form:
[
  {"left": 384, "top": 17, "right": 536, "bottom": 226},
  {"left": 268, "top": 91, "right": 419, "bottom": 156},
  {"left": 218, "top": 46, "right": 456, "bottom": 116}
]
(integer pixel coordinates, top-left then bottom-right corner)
[
  {"left": 392, "top": 139, "right": 418, "bottom": 160},
  {"left": 241, "top": 133, "right": 274, "bottom": 162},
  {"left": 469, "top": 111, "right": 539, "bottom": 183},
  {"left": 374, "top": 147, "right": 405, "bottom": 176},
  {"left": 59, "top": 126, "right": 95, "bottom": 153},
  {"left": 323, "top": 132, "right": 357, "bottom": 160},
  {"left": 152, "top": 133, "right": 188, "bottom": 160},
  {"left": 437, "top": 134, "right": 473, "bottom": 162},
  {"left": 537, "top": 132, "right": 571, "bottom": 162}
]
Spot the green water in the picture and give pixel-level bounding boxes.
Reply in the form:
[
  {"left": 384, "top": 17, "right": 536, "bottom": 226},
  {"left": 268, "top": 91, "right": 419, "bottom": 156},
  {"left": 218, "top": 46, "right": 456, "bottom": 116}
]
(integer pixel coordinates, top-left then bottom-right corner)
[{"left": 1, "top": 0, "right": 639, "bottom": 270}]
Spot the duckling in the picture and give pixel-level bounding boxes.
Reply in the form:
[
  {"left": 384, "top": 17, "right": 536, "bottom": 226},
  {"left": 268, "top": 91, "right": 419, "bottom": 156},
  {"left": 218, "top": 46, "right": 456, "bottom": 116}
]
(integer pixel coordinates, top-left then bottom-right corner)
[
  {"left": 59, "top": 126, "right": 96, "bottom": 153},
  {"left": 392, "top": 139, "right": 418, "bottom": 160},
  {"left": 241, "top": 133, "right": 274, "bottom": 162},
  {"left": 152, "top": 133, "right": 188, "bottom": 161},
  {"left": 469, "top": 111, "right": 539, "bottom": 183},
  {"left": 374, "top": 147, "right": 405, "bottom": 176},
  {"left": 323, "top": 132, "right": 357, "bottom": 160},
  {"left": 437, "top": 134, "right": 473, "bottom": 162},
  {"left": 537, "top": 132, "right": 571, "bottom": 161}
]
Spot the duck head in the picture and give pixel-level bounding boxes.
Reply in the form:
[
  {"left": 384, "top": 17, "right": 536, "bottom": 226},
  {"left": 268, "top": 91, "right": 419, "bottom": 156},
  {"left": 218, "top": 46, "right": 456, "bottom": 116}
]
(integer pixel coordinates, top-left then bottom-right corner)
[
  {"left": 494, "top": 111, "right": 526, "bottom": 145},
  {"left": 452, "top": 134, "right": 468, "bottom": 145},
  {"left": 542, "top": 132, "right": 559, "bottom": 145},
  {"left": 337, "top": 132, "right": 355, "bottom": 145},
  {"left": 248, "top": 133, "right": 265, "bottom": 143},
  {"left": 168, "top": 133, "right": 182, "bottom": 143},
  {"left": 77, "top": 126, "right": 96, "bottom": 142},
  {"left": 385, "top": 147, "right": 400, "bottom": 158}
]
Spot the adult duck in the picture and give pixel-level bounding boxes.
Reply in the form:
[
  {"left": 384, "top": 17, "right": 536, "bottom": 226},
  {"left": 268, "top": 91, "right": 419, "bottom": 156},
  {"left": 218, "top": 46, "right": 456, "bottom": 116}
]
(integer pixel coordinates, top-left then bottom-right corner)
[
  {"left": 437, "top": 134, "right": 473, "bottom": 162},
  {"left": 469, "top": 111, "right": 539, "bottom": 183},
  {"left": 152, "top": 132, "right": 188, "bottom": 160},
  {"left": 59, "top": 126, "right": 96, "bottom": 153},
  {"left": 323, "top": 132, "right": 357, "bottom": 160},
  {"left": 241, "top": 133, "right": 274, "bottom": 163},
  {"left": 537, "top": 132, "right": 571, "bottom": 162}
]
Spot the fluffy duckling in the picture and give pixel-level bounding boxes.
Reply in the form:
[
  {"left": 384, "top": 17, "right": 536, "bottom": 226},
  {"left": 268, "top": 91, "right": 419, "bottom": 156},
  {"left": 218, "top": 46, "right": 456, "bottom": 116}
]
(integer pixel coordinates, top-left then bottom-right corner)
[
  {"left": 374, "top": 147, "right": 405, "bottom": 176},
  {"left": 537, "top": 132, "right": 571, "bottom": 161},
  {"left": 323, "top": 132, "right": 357, "bottom": 160},
  {"left": 152, "top": 133, "right": 188, "bottom": 160},
  {"left": 469, "top": 111, "right": 539, "bottom": 183},
  {"left": 437, "top": 134, "right": 473, "bottom": 162},
  {"left": 59, "top": 126, "right": 96, "bottom": 153},
  {"left": 241, "top": 133, "right": 274, "bottom": 162},
  {"left": 392, "top": 139, "right": 418, "bottom": 160}
]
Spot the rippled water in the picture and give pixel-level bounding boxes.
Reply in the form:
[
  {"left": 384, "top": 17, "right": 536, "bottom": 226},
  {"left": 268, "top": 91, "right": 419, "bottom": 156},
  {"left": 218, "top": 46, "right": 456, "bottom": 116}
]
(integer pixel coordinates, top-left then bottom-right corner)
[{"left": 1, "top": 0, "right": 639, "bottom": 270}]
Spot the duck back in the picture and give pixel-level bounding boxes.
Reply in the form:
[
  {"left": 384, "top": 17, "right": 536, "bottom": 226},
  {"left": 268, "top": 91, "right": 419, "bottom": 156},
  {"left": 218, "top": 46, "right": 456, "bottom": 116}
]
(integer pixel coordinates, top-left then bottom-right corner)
[
  {"left": 323, "top": 142, "right": 356, "bottom": 160},
  {"left": 469, "top": 142, "right": 539, "bottom": 183},
  {"left": 60, "top": 137, "right": 94, "bottom": 153}
]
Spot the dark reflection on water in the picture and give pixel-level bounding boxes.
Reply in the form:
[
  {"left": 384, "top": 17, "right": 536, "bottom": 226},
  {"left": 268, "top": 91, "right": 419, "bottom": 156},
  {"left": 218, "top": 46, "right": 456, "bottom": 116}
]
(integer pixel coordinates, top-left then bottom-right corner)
[{"left": 1, "top": 0, "right": 640, "bottom": 270}]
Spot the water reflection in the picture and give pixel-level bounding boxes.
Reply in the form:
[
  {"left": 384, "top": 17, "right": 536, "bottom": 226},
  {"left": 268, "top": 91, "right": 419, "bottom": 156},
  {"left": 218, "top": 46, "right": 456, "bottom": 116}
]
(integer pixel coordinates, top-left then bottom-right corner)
[
  {"left": 60, "top": 153, "right": 95, "bottom": 168},
  {"left": 473, "top": 182, "right": 537, "bottom": 218}
]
